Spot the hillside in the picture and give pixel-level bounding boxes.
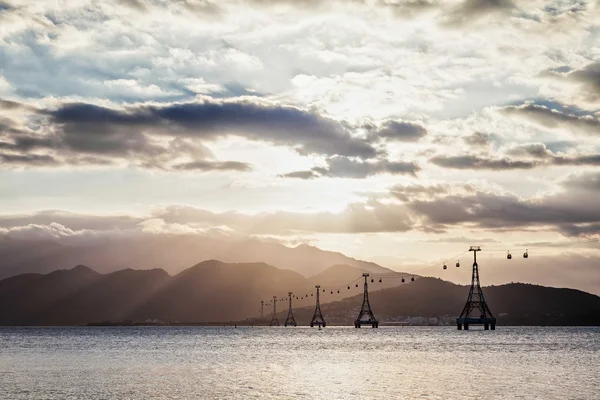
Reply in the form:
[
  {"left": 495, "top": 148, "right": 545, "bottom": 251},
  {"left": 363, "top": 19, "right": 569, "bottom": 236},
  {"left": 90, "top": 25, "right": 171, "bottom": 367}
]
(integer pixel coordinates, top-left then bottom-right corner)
[
  {"left": 0, "top": 261, "right": 375, "bottom": 325},
  {"left": 1, "top": 263, "right": 599, "bottom": 326},
  {"left": 0, "top": 236, "right": 393, "bottom": 279},
  {"left": 282, "top": 278, "right": 600, "bottom": 326}
]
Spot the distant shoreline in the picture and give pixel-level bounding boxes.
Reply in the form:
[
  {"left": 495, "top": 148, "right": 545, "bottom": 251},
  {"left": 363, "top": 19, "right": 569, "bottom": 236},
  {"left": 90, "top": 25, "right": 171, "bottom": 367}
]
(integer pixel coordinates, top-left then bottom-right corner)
[{"left": 0, "top": 323, "right": 598, "bottom": 327}]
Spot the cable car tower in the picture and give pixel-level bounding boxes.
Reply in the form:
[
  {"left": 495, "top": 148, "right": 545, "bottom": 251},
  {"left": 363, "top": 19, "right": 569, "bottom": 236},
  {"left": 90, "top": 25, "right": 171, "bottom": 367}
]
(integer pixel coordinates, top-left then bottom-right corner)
[
  {"left": 310, "top": 285, "right": 326, "bottom": 328},
  {"left": 260, "top": 300, "right": 264, "bottom": 320},
  {"left": 270, "top": 296, "right": 279, "bottom": 326},
  {"left": 284, "top": 292, "right": 297, "bottom": 327},
  {"left": 456, "top": 246, "right": 496, "bottom": 330},
  {"left": 354, "top": 273, "right": 378, "bottom": 328}
]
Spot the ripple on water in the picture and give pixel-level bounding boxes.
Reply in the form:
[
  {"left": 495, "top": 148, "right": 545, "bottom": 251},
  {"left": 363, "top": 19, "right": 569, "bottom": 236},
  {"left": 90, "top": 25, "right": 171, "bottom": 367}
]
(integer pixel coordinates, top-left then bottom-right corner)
[{"left": 0, "top": 326, "right": 598, "bottom": 400}]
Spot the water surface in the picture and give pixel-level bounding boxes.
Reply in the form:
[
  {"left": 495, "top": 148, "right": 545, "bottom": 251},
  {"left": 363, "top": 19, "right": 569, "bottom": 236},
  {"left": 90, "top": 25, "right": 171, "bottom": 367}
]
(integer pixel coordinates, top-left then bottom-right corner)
[{"left": 1, "top": 326, "right": 598, "bottom": 399}]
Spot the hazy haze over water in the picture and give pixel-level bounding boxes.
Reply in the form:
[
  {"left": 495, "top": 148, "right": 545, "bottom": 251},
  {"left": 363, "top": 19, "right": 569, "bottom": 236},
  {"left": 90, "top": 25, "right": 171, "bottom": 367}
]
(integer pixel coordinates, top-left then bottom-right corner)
[{"left": 1, "top": 327, "right": 598, "bottom": 399}]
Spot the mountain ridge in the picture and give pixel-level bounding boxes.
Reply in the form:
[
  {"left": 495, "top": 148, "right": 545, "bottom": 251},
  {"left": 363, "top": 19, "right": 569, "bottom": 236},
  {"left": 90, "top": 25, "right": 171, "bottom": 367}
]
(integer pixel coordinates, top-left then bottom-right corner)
[
  {"left": 1, "top": 262, "right": 599, "bottom": 326},
  {"left": 0, "top": 236, "right": 394, "bottom": 279}
]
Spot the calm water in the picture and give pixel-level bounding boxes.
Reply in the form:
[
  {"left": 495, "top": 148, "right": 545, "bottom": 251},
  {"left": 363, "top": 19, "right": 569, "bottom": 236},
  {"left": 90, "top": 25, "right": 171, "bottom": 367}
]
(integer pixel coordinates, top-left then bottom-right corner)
[{"left": 0, "top": 326, "right": 598, "bottom": 399}]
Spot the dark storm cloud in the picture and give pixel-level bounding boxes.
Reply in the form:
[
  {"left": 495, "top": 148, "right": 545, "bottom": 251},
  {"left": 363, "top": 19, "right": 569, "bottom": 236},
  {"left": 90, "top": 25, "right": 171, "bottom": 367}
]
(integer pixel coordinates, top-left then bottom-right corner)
[
  {"left": 48, "top": 100, "right": 377, "bottom": 159},
  {"left": 502, "top": 103, "right": 600, "bottom": 134},
  {"left": 558, "top": 223, "right": 600, "bottom": 237},
  {"left": 0, "top": 135, "right": 57, "bottom": 152},
  {"left": 408, "top": 187, "right": 600, "bottom": 235},
  {"left": 430, "top": 155, "right": 539, "bottom": 170},
  {"left": 283, "top": 156, "right": 419, "bottom": 179},
  {"left": 0, "top": 102, "right": 249, "bottom": 171},
  {"left": 374, "top": 120, "right": 427, "bottom": 142},
  {"left": 1, "top": 98, "right": 382, "bottom": 172},
  {"left": 408, "top": 170, "right": 600, "bottom": 237}
]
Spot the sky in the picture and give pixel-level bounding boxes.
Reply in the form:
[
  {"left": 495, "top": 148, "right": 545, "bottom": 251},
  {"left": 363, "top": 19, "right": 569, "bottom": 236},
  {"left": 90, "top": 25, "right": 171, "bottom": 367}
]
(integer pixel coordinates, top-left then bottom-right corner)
[{"left": 0, "top": 0, "right": 599, "bottom": 278}]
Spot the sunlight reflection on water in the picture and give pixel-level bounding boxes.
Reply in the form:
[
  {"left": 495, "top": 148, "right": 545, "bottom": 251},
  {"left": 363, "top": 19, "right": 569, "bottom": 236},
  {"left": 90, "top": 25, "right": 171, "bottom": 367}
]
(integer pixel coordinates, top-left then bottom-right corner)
[{"left": 0, "top": 326, "right": 598, "bottom": 399}]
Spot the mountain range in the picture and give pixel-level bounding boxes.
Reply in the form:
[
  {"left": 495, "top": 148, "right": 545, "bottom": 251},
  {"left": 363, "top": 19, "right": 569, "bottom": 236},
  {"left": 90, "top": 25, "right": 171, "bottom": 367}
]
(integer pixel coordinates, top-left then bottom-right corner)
[
  {"left": 1, "top": 261, "right": 599, "bottom": 326},
  {"left": 0, "top": 236, "right": 392, "bottom": 279}
]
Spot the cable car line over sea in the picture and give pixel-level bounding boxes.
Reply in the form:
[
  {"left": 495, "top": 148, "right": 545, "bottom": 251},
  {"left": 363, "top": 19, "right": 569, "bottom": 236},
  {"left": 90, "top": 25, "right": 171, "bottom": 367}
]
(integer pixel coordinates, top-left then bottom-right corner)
[{"left": 255, "top": 235, "right": 599, "bottom": 329}]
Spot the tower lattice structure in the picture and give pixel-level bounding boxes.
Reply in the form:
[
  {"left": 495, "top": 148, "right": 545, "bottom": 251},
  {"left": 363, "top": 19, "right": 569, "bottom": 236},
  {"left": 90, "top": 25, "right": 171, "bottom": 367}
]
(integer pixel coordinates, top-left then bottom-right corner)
[
  {"left": 260, "top": 300, "right": 264, "bottom": 319},
  {"left": 310, "top": 285, "right": 326, "bottom": 328},
  {"left": 457, "top": 246, "right": 496, "bottom": 330},
  {"left": 354, "top": 273, "right": 378, "bottom": 328},
  {"left": 270, "top": 296, "right": 280, "bottom": 326},
  {"left": 284, "top": 292, "right": 297, "bottom": 327}
]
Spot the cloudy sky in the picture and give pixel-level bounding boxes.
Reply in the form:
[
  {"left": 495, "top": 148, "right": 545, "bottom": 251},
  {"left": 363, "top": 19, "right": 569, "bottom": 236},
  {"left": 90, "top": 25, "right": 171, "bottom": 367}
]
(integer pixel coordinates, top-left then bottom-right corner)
[{"left": 0, "top": 0, "right": 599, "bottom": 277}]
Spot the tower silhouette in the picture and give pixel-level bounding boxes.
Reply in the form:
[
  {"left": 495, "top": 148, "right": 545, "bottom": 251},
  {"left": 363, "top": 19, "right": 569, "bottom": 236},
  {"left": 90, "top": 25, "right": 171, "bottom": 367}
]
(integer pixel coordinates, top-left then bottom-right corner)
[
  {"left": 310, "top": 285, "right": 326, "bottom": 328},
  {"left": 270, "top": 296, "right": 279, "bottom": 326},
  {"left": 284, "top": 292, "right": 297, "bottom": 327},
  {"left": 354, "top": 273, "right": 378, "bottom": 328},
  {"left": 260, "top": 300, "right": 264, "bottom": 319},
  {"left": 456, "top": 246, "right": 496, "bottom": 330}
]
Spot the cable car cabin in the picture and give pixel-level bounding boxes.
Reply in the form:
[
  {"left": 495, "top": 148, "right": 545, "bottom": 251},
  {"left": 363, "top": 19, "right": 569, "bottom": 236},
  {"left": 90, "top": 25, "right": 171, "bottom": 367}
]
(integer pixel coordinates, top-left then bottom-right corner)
[
  {"left": 379, "top": 278, "right": 382, "bottom": 283},
  {"left": 401, "top": 277, "right": 405, "bottom": 283},
  {"left": 411, "top": 276, "right": 415, "bottom": 282},
  {"left": 507, "top": 251, "right": 512, "bottom": 260},
  {"left": 443, "top": 264, "right": 447, "bottom": 270},
  {"left": 356, "top": 284, "right": 359, "bottom": 287},
  {"left": 371, "top": 278, "right": 374, "bottom": 283},
  {"left": 523, "top": 250, "right": 529, "bottom": 258},
  {"left": 456, "top": 261, "right": 460, "bottom": 268},
  {"left": 347, "top": 286, "right": 350, "bottom": 290}
]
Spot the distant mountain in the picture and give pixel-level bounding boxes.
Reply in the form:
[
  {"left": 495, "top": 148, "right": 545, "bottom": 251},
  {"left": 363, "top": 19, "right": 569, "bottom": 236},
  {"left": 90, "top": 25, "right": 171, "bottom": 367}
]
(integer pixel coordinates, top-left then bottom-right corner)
[
  {"left": 0, "top": 235, "right": 393, "bottom": 279},
  {"left": 1, "top": 263, "right": 599, "bottom": 326},
  {"left": 0, "top": 261, "right": 365, "bottom": 325}
]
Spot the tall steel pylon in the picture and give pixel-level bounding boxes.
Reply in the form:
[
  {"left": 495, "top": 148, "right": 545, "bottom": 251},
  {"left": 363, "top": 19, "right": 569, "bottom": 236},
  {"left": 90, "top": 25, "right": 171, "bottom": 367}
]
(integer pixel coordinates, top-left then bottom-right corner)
[
  {"left": 456, "top": 246, "right": 496, "bottom": 330},
  {"left": 354, "top": 273, "right": 378, "bottom": 328},
  {"left": 270, "top": 296, "right": 280, "bottom": 326},
  {"left": 310, "top": 285, "right": 326, "bottom": 328},
  {"left": 260, "top": 300, "right": 264, "bottom": 319},
  {"left": 284, "top": 292, "right": 297, "bottom": 327}
]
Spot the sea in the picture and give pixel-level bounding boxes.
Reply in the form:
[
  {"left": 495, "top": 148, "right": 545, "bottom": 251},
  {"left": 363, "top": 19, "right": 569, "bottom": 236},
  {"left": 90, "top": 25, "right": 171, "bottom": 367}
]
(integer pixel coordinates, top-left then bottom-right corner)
[{"left": 0, "top": 326, "right": 598, "bottom": 399}]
